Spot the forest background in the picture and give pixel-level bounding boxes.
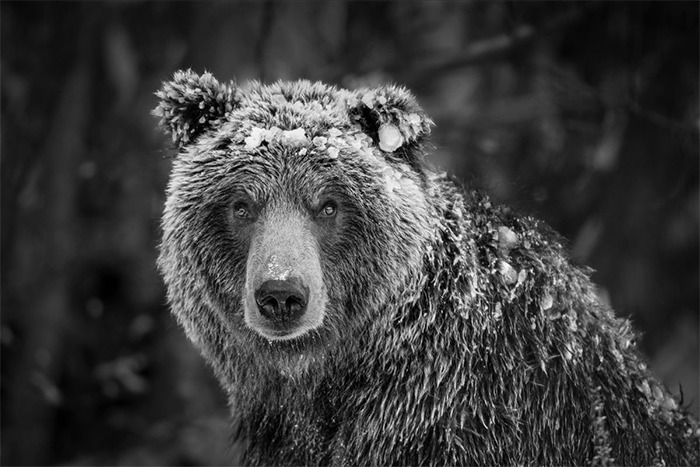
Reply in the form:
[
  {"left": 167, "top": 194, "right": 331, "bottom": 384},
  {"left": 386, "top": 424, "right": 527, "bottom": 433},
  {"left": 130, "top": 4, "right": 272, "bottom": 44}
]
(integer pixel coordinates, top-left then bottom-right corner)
[{"left": 2, "top": 1, "right": 698, "bottom": 465}]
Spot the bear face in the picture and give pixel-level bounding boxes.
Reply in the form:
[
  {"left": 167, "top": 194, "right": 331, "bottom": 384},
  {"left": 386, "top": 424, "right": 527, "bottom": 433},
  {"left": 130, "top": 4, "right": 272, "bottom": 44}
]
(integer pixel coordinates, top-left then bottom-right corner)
[{"left": 155, "top": 70, "right": 435, "bottom": 375}]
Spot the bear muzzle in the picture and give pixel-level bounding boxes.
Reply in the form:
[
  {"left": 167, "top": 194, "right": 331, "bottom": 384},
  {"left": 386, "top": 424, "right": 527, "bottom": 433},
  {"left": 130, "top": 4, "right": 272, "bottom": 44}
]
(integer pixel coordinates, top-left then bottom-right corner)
[{"left": 243, "top": 211, "right": 327, "bottom": 341}]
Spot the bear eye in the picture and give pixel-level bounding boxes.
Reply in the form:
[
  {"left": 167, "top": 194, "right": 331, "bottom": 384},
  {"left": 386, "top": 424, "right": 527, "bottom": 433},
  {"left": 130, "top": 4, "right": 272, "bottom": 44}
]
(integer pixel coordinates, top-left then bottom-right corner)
[
  {"left": 319, "top": 201, "right": 337, "bottom": 218},
  {"left": 233, "top": 202, "right": 252, "bottom": 219}
]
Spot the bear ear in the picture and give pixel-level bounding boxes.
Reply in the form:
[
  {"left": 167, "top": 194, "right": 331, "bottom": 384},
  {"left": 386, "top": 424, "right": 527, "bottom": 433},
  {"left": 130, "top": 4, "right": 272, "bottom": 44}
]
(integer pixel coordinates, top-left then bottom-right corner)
[
  {"left": 153, "top": 69, "right": 241, "bottom": 148},
  {"left": 349, "top": 84, "right": 433, "bottom": 157}
]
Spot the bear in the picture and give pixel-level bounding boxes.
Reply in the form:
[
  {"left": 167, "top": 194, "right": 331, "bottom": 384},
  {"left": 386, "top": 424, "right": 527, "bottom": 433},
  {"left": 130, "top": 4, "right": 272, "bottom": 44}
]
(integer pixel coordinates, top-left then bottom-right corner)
[{"left": 153, "top": 69, "right": 699, "bottom": 466}]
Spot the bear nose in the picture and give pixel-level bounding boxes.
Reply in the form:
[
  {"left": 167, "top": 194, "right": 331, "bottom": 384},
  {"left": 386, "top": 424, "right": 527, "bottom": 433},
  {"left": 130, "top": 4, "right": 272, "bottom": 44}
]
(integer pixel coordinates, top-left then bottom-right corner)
[{"left": 255, "top": 279, "right": 309, "bottom": 323}]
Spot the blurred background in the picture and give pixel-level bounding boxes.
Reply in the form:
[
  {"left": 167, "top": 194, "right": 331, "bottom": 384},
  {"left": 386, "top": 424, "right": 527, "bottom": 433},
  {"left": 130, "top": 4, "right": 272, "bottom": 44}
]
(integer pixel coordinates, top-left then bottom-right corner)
[{"left": 2, "top": 1, "right": 698, "bottom": 465}]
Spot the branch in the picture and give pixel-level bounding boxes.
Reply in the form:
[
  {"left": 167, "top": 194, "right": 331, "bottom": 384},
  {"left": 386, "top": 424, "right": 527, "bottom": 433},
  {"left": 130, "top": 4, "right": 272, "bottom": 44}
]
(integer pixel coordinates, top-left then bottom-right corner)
[{"left": 408, "top": 4, "right": 595, "bottom": 85}]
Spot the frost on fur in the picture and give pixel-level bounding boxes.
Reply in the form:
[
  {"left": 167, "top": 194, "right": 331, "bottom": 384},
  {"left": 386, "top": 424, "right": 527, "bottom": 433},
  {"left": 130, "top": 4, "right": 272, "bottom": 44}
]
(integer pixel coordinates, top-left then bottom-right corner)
[{"left": 153, "top": 69, "right": 240, "bottom": 148}]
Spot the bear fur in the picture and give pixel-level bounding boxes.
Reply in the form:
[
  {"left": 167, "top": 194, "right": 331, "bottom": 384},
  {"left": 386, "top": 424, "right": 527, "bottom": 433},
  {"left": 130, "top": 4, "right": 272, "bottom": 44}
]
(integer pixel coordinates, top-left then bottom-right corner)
[{"left": 154, "top": 70, "right": 700, "bottom": 466}]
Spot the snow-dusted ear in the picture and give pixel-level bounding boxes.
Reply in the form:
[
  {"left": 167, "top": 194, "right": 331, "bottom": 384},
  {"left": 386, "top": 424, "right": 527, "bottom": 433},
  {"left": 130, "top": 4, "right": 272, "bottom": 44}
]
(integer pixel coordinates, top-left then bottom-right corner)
[
  {"left": 153, "top": 69, "right": 240, "bottom": 148},
  {"left": 350, "top": 84, "right": 433, "bottom": 157}
]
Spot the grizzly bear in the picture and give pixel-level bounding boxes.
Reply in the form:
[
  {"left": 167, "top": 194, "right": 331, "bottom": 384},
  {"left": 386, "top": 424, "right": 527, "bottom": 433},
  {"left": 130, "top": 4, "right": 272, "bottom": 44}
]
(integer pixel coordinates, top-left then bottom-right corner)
[{"left": 153, "top": 70, "right": 699, "bottom": 466}]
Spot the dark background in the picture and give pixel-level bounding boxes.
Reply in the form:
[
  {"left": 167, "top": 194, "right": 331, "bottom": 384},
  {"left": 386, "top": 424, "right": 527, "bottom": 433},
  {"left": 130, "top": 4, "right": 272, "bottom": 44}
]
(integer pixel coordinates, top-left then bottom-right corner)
[{"left": 2, "top": 1, "right": 698, "bottom": 465}]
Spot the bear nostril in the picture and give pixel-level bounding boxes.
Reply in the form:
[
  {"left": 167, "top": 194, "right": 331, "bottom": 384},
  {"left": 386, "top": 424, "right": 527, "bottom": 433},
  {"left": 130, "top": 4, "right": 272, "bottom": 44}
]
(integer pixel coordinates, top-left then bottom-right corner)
[
  {"left": 285, "top": 296, "right": 303, "bottom": 315},
  {"left": 257, "top": 296, "right": 280, "bottom": 317},
  {"left": 255, "top": 279, "right": 309, "bottom": 323}
]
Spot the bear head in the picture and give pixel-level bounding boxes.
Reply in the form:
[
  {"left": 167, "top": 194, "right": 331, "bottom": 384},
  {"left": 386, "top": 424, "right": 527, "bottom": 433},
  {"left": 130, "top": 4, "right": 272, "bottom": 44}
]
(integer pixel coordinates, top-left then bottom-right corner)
[{"left": 154, "top": 70, "right": 434, "bottom": 377}]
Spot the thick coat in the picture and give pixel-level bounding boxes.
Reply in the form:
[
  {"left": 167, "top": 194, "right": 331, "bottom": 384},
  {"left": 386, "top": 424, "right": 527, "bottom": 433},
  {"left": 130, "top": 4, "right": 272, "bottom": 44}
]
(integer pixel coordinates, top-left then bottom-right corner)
[{"left": 154, "top": 70, "right": 700, "bottom": 466}]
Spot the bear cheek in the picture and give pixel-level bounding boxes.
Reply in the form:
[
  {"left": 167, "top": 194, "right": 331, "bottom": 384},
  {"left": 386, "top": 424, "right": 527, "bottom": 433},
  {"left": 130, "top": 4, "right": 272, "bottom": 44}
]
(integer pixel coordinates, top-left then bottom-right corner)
[{"left": 242, "top": 212, "right": 327, "bottom": 341}]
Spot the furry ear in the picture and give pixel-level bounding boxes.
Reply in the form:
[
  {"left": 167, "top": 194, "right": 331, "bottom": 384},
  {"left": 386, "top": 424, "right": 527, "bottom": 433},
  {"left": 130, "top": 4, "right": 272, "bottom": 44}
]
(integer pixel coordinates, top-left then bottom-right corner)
[
  {"left": 153, "top": 69, "right": 240, "bottom": 148},
  {"left": 349, "top": 84, "right": 433, "bottom": 157}
]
